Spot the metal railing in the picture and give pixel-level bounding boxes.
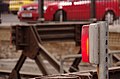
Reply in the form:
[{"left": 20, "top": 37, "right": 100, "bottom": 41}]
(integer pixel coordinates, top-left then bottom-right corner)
[{"left": 60, "top": 54, "right": 82, "bottom": 73}]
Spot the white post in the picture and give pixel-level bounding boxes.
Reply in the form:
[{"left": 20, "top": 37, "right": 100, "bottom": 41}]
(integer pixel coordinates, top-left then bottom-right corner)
[{"left": 98, "top": 22, "right": 109, "bottom": 79}]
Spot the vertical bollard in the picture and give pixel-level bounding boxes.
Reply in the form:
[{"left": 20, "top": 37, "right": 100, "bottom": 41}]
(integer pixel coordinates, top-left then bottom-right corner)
[
  {"left": 0, "top": 0, "right": 2, "bottom": 24},
  {"left": 98, "top": 22, "right": 109, "bottom": 79}
]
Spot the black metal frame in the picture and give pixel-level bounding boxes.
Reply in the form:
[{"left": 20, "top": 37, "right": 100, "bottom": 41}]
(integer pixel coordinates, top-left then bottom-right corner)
[{"left": 9, "top": 22, "right": 90, "bottom": 79}]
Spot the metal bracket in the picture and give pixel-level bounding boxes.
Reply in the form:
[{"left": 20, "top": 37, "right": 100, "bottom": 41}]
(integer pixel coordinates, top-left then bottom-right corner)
[{"left": 9, "top": 25, "right": 68, "bottom": 79}]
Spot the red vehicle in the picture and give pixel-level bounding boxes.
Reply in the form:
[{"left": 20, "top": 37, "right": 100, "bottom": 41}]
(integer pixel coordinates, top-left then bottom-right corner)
[
  {"left": 17, "top": 1, "right": 53, "bottom": 21},
  {"left": 18, "top": 0, "right": 120, "bottom": 24}
]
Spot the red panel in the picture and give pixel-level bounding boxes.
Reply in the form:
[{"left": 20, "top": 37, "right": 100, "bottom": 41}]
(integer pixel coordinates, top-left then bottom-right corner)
[{"left": 81, "top": 25, "right": 89, "bottom": 63}]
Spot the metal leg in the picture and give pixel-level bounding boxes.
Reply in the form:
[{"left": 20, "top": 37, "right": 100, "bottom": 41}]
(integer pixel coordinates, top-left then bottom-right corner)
[
  {"left": 8, "top": 53, "right": 27, "bottom": 79},
  {"left": 69, "top": 50, "right": 82, "bottom": 72},
  {"left": 38, "top": 43, "right": 63, "bottom": 73},
  {"left": 35, "top": 53, "right": 50, "bottom": 75}
]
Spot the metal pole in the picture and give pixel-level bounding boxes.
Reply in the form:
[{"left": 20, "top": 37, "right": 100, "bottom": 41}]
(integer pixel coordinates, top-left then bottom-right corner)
[
  {"left": 0, "top": 12, "right": 1, "bottom": 24},
  {"left": 0, "top": 0, "right": 2, "bottom": 24},
  {"left": 98, "top": 22, "right": 109, "bottom": 79},
  {"left": 60, "top": 54, "right": 82, "bottom": 74},
  {"left": 90, "top": 0, "right": 96, "bottom": 22},
  {"left": 38, "top": 0, "right": 44, "bottom": 22},
  {"left": 60, "top": 10, "right": 63, "bottom": 22},
  {"left": 60, "top": 56, "right": 64, "bottom": 74}
]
